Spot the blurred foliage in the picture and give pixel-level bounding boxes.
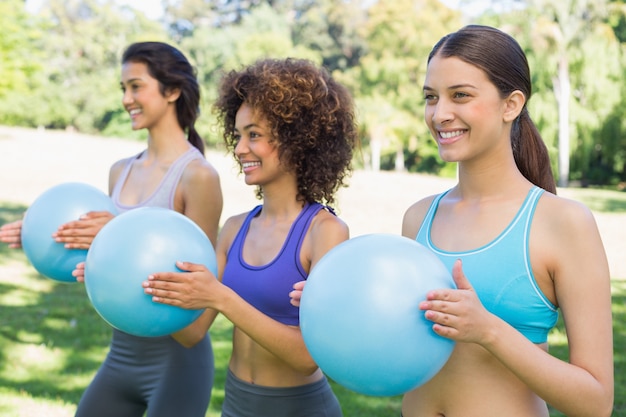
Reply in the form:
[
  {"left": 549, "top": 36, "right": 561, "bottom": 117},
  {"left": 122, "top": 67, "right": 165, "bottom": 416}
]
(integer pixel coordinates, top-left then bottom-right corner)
[{"left": 2, "top": 0, "right": 625, "bottom": 185}]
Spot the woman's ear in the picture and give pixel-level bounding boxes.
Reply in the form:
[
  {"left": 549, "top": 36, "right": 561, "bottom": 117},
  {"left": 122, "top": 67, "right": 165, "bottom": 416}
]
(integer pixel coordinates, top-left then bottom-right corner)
[
  {"left": 165, "top": 88, "right": 181, "bottom": 103},
  {"left": 503, "top": 90, "right": 526, "bottom": 123}
]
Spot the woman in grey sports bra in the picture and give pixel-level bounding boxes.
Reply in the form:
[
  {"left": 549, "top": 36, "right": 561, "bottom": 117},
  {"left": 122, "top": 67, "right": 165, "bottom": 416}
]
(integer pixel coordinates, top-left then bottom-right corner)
[
  {"left": 70, "top": 41, "right": 223, "bottom": 417},
  {"left": 3, "top": 42, "right": 223, "bottom": 417},
  {"left": 143, "top": 58, "right": 358, "bottom": 417}
]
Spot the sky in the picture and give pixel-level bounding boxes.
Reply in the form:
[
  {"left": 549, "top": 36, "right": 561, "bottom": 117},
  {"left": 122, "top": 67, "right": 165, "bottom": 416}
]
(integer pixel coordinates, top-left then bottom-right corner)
[
  {"left": 25, "top": 0, "right": 486, "bottom": 19},
  {"left": 115, "top": 0, "right": 164, "bottom": 19},
  {"left": 25, "top": 0, "right": 165, "bottom": 19}
]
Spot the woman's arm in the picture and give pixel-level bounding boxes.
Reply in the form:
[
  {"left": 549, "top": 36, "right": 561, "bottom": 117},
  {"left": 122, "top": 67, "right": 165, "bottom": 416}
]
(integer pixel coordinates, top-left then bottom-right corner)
[
  {"left": 177, "top": 158, "right": 223, "bottom": 246},
  {"left": 170, "top": 159, "right": 223, "bottom": 347}
]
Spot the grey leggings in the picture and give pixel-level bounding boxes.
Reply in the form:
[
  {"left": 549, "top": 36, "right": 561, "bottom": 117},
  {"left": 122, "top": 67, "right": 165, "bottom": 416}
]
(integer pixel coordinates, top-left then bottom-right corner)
[
  {"left": 75, "top": 329, "right": 213, "bottom": 417},
  {"left": 221, "top": 369, "right": 343, "bottom": 417}
]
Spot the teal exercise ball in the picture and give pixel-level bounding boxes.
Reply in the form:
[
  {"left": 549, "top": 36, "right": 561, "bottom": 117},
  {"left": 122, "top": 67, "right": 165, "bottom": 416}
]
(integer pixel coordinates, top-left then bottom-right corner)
[
  {"left": 300, "top": 233, "right": 456, "bottom": 397},
  {"left": 84, "top": 207, "right": 217, "bottom": 337},
  {"left": 21, "top": 182, "right": 117, "bottom": 283}
]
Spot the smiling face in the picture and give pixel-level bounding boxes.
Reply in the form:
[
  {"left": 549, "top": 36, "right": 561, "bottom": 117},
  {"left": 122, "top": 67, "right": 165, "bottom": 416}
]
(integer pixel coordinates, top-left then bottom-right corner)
[
  {"left": 423, "top": 55, "right": 513, "bottom": 164},
  {"left": 120, "top": 61, "right": 178, "bottom": 131},
  {"left": 233, "top": 103, "right": 287, "bottom": 187}
]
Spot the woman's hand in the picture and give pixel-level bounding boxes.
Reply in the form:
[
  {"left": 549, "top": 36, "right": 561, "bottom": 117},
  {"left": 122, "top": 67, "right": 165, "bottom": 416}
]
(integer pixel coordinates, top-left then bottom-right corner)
[
  {"left": 53, "top": 211, "right": 115, "bottom": 249},
  {"left": 0, "top": 220, "right": 23, "bottom": 249},
  {"left": 73, "top": 262, "right": 86, "bottom": 283},
  {"left": 143, "top": 261, "right": 221, "bottom": 310},
  {"left": 419, "top": 259, "right": 497, "bottom": 344},
  {"left": 289, "top": 280, "right": 306, "bottom": 306}
]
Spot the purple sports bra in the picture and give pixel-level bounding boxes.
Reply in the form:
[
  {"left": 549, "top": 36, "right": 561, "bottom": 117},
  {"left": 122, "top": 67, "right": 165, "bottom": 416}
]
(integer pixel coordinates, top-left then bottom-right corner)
[{"left": 222, "top": 202, "right": 326, "bottom": 326}]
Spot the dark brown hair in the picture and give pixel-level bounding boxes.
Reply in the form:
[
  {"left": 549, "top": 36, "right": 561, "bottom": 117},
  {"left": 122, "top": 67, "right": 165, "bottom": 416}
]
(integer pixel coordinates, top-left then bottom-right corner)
[
  {"left": 429, "top": 25, "right": 556, "bottom": 193},
  {"left": 214, "top": 58, "right": 358, "bottom": 205},
  {"left": 122, "top": 42, "right": 205, "bottom": 154}
]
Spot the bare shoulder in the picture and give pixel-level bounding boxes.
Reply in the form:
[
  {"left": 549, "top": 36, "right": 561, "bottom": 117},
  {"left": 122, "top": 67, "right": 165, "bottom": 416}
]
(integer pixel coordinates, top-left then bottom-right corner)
[
  {"left": 403, "top": 194, "right": 439, "bottom": 218},
  {"left": 534, "top": 191, "right": 598, "bottom": 234},
  {"left": 532, "top": 191, "right": 607, "bottom": 287},
  {"left": 402, "top": 194, "right": 439, "bottom": 238},
  {"left": 178, "top": 157, "right": 223, "bottom": 213},
  {"left": 305, "top": 206, "right": 350, "bottom": 268},
  {"left": 311, "top": 206, "right": 349, "bottom": 240},
  {"left": 217, "top": 211, "right": 250, "bottom": 249},
  {"left": 108, "top": 154, "right": 138, "bottom": 190},
  {"left": 222, "top": 211, "right": 249, "bottom": 233},
  {"left": 109, "top": 155, "right": 134, "bottom": 177},
  {"left": 182, "top": 157, "right": 221, "bottom": 184}
]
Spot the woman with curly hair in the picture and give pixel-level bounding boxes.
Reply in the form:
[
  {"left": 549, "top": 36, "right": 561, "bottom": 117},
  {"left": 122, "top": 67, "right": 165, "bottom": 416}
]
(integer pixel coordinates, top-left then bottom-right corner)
[{"left": 142, "top": 58, "right": 358, "bottom": 416}]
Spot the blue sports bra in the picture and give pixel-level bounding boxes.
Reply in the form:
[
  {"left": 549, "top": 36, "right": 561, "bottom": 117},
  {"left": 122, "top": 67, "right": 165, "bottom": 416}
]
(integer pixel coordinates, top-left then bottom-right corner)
[
  {"left": 222, "top": 203, "right": 325, "bottom": 326},
  {"left": 415, "top": 186, "right": 558, "bottom": 343}
]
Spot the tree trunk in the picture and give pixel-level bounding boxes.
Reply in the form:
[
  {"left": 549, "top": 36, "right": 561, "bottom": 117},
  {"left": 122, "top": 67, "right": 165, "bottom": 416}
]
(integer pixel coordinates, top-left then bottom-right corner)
[
  {"left": 394, "top": 142, "right": 404, "bottom": 172},
  {"left": 370, "top": 125, "right": 384, "bottom": 172},
  {"left": 557, "top": 54, "right": 571, "bottom": 188},
  {"left": 370, "top": 137, "right": 381, "bottom": 172}
]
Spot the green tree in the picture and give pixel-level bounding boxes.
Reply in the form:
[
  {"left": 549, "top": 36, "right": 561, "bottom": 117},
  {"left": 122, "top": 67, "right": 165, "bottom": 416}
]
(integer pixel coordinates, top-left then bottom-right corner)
[
  {"left": 0, "top": 0, "right": 45, "bottom": 125},
  {"left": 344, "top": 0, "right": 461, "bottom": 172},
  {"left": 174, "top": 2, "right": 323, "bottom": 146},
  {"left": 568, "top": 29, "right": 622, "bottom": 185},
  {"left": 290, "top": 0, "right": 368, "bottom": 72},
  {"left": 608, "top": 0, "right": 626, "bottom": 42},
  {"left": 21, "top": 0, "right": 166, "bottom": 134},
  {"left": 523, "top": 0, "right": 612, "bottom": 187},
  {"left": 390, "top": 0, "right": 623, "bottom": 184},
  {"left": 488, "top": 0, "right": 622, "bottom": 186}
]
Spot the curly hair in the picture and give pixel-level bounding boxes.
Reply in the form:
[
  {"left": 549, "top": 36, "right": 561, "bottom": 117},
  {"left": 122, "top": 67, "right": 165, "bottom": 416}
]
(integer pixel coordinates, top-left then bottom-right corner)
[{"left": 213, "top": 58, "right": 358, "bottom": 206}]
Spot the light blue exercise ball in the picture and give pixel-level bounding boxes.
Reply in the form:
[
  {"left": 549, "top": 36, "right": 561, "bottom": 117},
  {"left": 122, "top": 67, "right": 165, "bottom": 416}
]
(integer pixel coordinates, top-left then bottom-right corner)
[
  {"left": 300, "top": 233, "right": 456, "bottom": 397},
  {"left": 84, "top": 207, "right": 217, "bottom": 337},
  {"left": 21, "top": 182, "right": 117, "bottom": 283}
]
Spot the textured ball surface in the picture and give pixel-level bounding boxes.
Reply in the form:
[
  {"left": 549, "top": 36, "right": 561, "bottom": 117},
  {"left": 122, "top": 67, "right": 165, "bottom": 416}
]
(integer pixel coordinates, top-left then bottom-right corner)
[
  {"left": 300, "top": 233, "right": 456, "bottom": 396},
  {"left": 21, "top": 182, "right": 117, "bottom": 283},
  {"left": 84, "top": 207, "right": 217, "bottom": 337}
]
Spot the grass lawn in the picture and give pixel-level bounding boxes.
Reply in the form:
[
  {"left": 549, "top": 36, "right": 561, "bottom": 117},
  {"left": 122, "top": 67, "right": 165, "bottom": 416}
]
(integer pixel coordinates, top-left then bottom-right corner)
[{"left": 0, "top": 190, "right": 624, "bottom": 416}]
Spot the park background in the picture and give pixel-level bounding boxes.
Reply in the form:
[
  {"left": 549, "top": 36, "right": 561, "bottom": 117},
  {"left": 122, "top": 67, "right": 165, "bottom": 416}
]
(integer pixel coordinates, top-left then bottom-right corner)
[{"left": 1, "top": 0, "right": 625, "bottom": 415}]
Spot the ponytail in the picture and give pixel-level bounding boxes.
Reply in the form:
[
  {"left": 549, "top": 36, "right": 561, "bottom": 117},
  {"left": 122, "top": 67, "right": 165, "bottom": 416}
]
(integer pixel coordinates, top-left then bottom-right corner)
[
  {"left": 512, "top": 109, "right": 556, "bottom": 194},
  {"left": 187, "top": 126, "right": 205, "bottom": 155}
]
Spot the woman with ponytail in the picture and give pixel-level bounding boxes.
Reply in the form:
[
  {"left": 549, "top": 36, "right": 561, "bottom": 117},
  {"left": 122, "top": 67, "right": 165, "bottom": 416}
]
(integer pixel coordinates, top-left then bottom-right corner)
[
  {"left": 1, "top": 41, "right": 223, "bottom": 416},
  {"left": 401, "top": 25, "right": 613, "bottom": 417}
]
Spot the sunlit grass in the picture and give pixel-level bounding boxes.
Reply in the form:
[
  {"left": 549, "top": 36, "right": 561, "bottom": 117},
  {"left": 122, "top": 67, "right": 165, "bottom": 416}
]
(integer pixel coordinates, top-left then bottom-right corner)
[{"left": 558, "top": 186, "right": 626, "bottom": 213}]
